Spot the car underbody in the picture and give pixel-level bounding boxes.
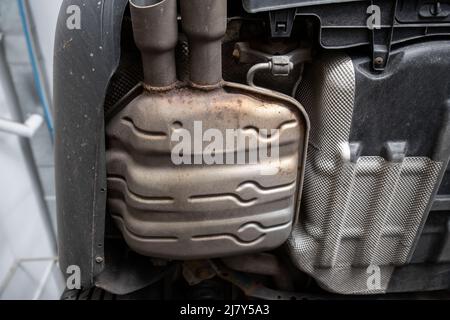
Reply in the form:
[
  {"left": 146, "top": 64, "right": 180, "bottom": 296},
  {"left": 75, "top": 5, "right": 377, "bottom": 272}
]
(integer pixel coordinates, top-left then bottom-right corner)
[{"left": 55, "top": 0, "right": 450, "bottom": 300}]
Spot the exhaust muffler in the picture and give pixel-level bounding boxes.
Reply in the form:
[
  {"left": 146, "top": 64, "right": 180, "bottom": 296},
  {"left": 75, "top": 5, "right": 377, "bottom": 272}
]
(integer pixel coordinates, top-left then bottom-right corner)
[{"left": 105, "top": 0, "right": 309, "bottom": 259}]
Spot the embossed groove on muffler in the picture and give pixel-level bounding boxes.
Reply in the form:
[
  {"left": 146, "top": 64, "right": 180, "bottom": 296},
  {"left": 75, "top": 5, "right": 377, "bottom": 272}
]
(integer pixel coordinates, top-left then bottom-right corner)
[{"left": 105, "top": 0, "right": 309, "bottom": 259}]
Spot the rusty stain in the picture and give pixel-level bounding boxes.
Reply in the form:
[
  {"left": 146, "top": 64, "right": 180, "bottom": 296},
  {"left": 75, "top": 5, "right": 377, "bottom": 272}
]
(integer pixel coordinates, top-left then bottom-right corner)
[{"left": 62, "top": 38, "right": 73, "bottom": 49}]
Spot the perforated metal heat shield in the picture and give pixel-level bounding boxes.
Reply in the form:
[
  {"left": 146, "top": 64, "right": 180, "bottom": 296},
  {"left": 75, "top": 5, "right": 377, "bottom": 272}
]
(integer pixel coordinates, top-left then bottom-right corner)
[{"left": 288, "top": 53, "right": 443, "bottom": 294}]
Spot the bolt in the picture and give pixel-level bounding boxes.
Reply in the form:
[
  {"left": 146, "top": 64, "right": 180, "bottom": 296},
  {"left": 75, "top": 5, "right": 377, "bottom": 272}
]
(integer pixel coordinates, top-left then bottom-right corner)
[
  {"left": 430, "top": 2, "right": 442, "bottom": 16},
  {"left": 95, "top": 256, "right": 104, "bottom": 263},
  {"left": 232, "top": 48, "right": 240, "bottom": 60},
  {"left": 374, "top": 56, "right": 384, "bottom": 65}
]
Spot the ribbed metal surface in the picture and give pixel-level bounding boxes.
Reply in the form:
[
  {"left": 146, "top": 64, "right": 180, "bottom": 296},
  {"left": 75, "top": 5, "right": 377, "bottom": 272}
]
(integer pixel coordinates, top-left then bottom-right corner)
[{"left": 106, "top": 82, "right": 308, "bottom": 259}]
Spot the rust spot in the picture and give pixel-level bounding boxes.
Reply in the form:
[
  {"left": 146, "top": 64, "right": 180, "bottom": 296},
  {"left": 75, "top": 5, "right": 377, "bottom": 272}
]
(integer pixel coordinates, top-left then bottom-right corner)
[{"left": 62, "top": 38, "right": 73, "bottom": 49}]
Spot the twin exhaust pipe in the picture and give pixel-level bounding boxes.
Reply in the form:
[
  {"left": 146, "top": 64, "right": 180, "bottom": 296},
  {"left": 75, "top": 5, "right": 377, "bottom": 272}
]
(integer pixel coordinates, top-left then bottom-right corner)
[{"left": 129, "top": 0, "right": 227, "bottom": 89}]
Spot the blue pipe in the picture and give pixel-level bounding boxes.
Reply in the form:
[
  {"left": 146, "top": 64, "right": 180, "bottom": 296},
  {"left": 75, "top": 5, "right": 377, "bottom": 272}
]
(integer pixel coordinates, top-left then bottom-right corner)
[{"left": 17, "top": 0, "right": 54, "bottom": 142}]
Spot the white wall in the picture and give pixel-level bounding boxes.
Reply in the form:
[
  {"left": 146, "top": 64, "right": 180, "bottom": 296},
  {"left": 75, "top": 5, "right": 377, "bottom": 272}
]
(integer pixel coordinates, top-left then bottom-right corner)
[{"left": 0, "top": 0, "right": 64, "bottom": 300}]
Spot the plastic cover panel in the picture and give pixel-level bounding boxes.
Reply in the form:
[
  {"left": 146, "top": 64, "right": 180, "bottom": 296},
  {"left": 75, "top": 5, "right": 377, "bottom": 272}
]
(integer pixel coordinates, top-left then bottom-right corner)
[
  {"left": 242, "top": 0, "right": 363, "bottom": 13},
  {"left": 288, "top": 53, "right": 442, "bottom": 294}
]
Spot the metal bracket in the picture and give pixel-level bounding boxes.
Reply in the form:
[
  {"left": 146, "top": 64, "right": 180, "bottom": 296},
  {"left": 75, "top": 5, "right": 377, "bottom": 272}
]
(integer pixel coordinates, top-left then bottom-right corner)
[
  {"left": 269, "top": 9, "right": 296, "bottom": 38},
  {"left": 371, "top": 0, "right": 398, "bottom": 71},
  {"left": 209, "top": 260, "right": 324, "bottom": 300},
  {"left": 235, "top": 42, "right": 311, "bottom": 66},
  {"left": 234, "top": 42, "right": 311, "bottom": 87},
  {"left": 0, "top": 114, "right": 43, "bottom": 138}
]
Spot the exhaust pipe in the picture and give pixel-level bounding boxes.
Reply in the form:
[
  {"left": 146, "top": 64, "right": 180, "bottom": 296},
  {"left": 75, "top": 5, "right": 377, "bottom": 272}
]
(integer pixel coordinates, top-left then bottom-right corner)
[
  {"left": 129, "top": 0, "right": 178, "bottom": 88},
  {"left": 180, "top": 0, "right": 227, "bottom": 87}
]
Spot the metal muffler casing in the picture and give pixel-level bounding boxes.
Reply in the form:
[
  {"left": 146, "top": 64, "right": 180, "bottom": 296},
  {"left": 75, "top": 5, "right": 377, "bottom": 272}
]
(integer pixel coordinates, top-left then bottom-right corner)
[{"left": 105, "top": 0, "right": 309, "bottom": 259}]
